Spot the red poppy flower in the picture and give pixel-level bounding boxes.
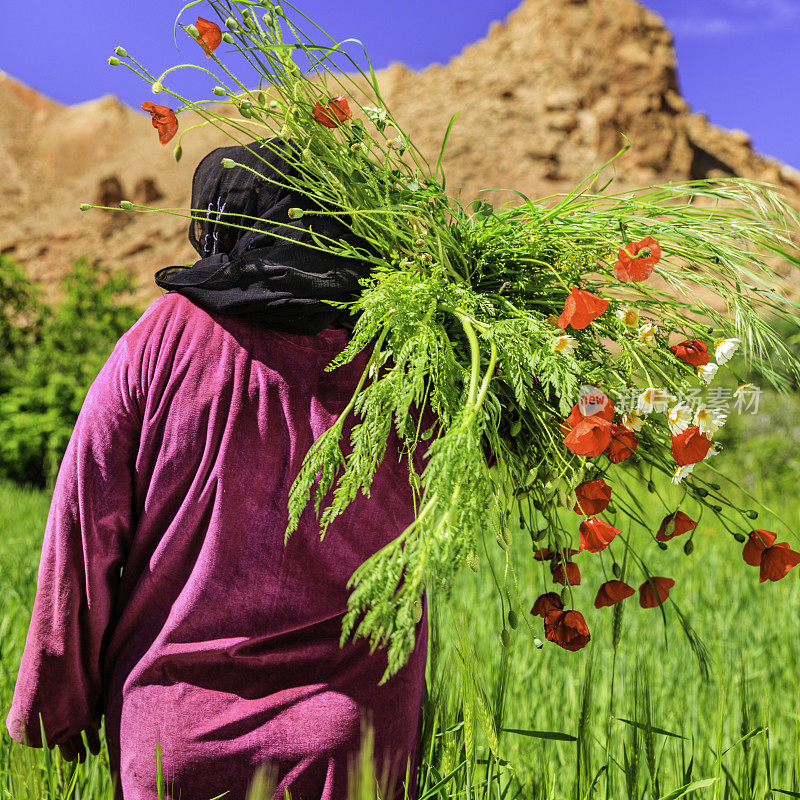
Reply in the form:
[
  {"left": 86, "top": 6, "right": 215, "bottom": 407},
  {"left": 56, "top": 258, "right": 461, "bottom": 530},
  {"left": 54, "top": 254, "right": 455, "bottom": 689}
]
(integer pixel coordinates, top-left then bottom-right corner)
[
  {"left": 613, "top": 236, "right": 661, "bottom": 282},
  {"left": 543, "top": 608, "right": 591, "bottom": 651},
  {"left": 531, "top": 592, "right": 564, "bottom": 617},
  {"left": 606, "top": 424, "right": 637, "bottom": 463},
  {"left": 670, "top": 426, "right": 712, "bottom": 466},
  {"left": 656, "top": 511, "right": 697, "bottom": 542},
  {"left": 564, "top": 417, "right": 613, "bottom": 457},
  {"left": 551, "top": 560, "right": 581, "bottom": 586},
  {"left": 533, "top": 547, "right": 579, "bottom": 561},
  {"left": 638, "top": 576, "right": 675, "bottom": 608},
  {"left": 579, "top": 517, "right": 620, "bottom": 554},
  {"left": 312, "top": 95, "right": 352, "bottom": 128},
  {"left": 560, "top": 398, "right": 614, "bottom": 434},
  {"left": 556, "top": 287, "right": 609, "bottom": 330},
  {"left": 141, "top": 102, "right": 178, "bottom": 145},
  {"left": 573, "top": 478, "right": 613, "bottom": 515},
  {"left": 670, "top": 339, "right": 710, "bottom": 367},
  {"left": 594, "top": 580, "right": 635, "bottom": 608},
  {"left": 759, "top": 542, "right": 800, "bottom": 583},
  {"left": 742, "top": 529, "right": 777, "bottom": 567},
  {"left": 195, "top": 17, "right": 222, "bottom": 58}
]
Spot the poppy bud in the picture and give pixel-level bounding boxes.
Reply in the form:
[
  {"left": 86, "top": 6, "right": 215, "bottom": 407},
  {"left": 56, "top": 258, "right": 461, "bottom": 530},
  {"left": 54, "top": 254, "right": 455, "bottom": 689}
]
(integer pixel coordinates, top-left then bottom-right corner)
[
  {"left": 711, "top": 505, "right": 723, "bottom": 513},
  {"left": 108, "top": 56, "right": 121, "bottom": 66},
  {"left": 709, "top": 482, "right": 721, "bottom": 490},
  {"left": 413, "top": 600, "right": 423, "bottom": 623},
  {"left": 502, "top": 527, "right": 513, "bottom": 547},
  {"left": 510, "top": 419, "right": 522, "bottom": 437},
  {"left": 612, "top": 562, "right": 622, "bottom": 578},
  {"left": 225, "top": 17, "right": 239, "bottom": 29},
  {"left": 186, "top": 24, "right": 199, "bottom": 37},
  {"left": 222, "top": 33, "right": 235, "bottom": 44},
  {"left": 151, "top": 82, "right": 163, "bottom": 94},
  {"left": 733, "top": 532, "right": 746, "bottom": 543},
  {"left": 280, "top": 125, "right": 292, "bottom": 138},
  {"left": 684, "top": 540, "right": 694, "bottom": 555},
  {"left": 466, "top": 552, "right": 480, "bottom": 572},
  {"left": 500, "top": 629, "right": 511, "bottom": 647},
  {"left": 657, "top": 541, "right": 668, "bottom": 551},
  {"left": 240, "top": 100, "right": 252, "bottom": 110},
  {"left": 269, "top": 100, "right": 280, "bottom": 109},
  {"left": 119, "top": 200, "right": 133, "bottom": 210},
  {"left": 534, "top": 638, "right": 544, "bottom": 649},
  {"left": 301, "top": 148, "right": 312, "bottom": 161},
  {"left": 274, "top": 3, "right": 287, "bottom": 18},
  {"left": 495, "top": 532, "right": 509, "bottom": 551},
  {"left": 532, "top": 527, "right": 547, "bottom": 542},
  {"left": 114, "top": 46, "right": 128, "bottom": 57},
  {"left": 240, "top": 106, "right": 252, "bottom": 118},
  {"left": 173, "top": 143, "right": 182, "bottom": 162},
  {"left": 647, "top": 481, "right": 656, "bottom": 493},
  {"left": 79, "top": 204, "right": 91, "bottom": 211},
  {"left": 213, "top": 86, "right": 227, "bottom": 96},
  {"left": 257, "top": 91, "right": 267, "bottom": 105},
  {"left": 287, "top": 208, "right": 304, "bottom": 220},
  {"left": 695, "top": 487, "right": 708, "bottom": 497},
  {"left": 222, "top": 158, "right": 236, "bottom": 168},
  {"left": 557, "top": 490, "right": 567, "bottom": 507},
  {"left": 747, "top": 510, "right": 758, "bottom": 520},
  {"left": 508, "top": 610, "right": 518, "bottom": 629}
]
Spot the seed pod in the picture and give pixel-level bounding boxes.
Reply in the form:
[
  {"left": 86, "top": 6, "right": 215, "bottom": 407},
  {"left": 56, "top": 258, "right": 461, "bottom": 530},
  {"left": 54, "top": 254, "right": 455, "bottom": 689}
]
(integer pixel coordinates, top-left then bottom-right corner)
[
  {"left": 221, "top": 158, "right": 236, "bottom": 168},
  {"left": 495, "top": 532, "right": 509, "bottom": 551},
  {"left": 502, "top": 527, "right": 513, "bottom": 548},
  {"left": 221, "top": 32, "right": 235, "bottom": 44},
  {"left": 186, "top": 24, "right": 199, "bottom": 37},
  {"left": 114, "top": 46, "right": 128, "bottom": 57},
  {"left": 240, "top": 100, "right": 253, "bottom": 110},
  {"left": 510, "top": 419, "right": 522, "bottom": 437},
  {"left": 508, "top": 610, "right": 518, "bottom": 629},
  {"left": 119, "top": 200, "right": 133, "bottom": 210},
  {"left": 466, "top": 552, "right": 480, "bottom": 572},
  {"left": 500, "top": 629, "right": 511, "bottom": 647},
  {"left": 108, "top": 56, "right": 121, "bottom": 66},
  {"left": 287, "top": 208, "right": 304, "bottom": 220},
  {"left": 612, "top": 562, "right": 622, "bottom": 579},
  {"left": 684, "top": 539, "right": 694, "bottom": 555},
  {"left": 225, "top": 17, "right": 240, "bottom": 29},
  {"left": 213, "top": 86, "right": 227, "bottom": 96},
  {"left": 79, "top": 204, "right": 91, "bottom": 212},
  {"left": 239, "top": 106, "right": 252, "bottom": 118}
]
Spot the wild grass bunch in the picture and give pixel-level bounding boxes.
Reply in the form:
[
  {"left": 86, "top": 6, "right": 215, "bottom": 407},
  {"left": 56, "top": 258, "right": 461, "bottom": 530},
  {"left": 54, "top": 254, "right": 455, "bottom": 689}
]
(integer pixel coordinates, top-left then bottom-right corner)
[{"left": 84, "top": 0, "right": 800, "bottom": 684}]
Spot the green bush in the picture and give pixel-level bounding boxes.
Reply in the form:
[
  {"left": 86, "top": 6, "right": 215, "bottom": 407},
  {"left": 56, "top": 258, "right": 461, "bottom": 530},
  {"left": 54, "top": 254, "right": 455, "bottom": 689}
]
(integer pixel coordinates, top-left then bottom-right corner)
[{"left": 0, "top": 254, "right": 143, "bottom": 489}]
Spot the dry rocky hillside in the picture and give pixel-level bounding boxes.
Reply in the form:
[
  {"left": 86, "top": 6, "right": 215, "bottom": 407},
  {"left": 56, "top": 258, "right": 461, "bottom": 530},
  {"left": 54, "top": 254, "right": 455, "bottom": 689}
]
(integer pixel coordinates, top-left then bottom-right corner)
[{"left": 2, "top": 0, "right": 800, "bottom": 311}]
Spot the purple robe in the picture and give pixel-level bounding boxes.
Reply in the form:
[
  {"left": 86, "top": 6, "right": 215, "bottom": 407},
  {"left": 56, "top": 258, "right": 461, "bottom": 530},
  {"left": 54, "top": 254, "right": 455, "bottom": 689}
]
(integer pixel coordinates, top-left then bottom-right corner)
[{"left": 5, "top": 291, "right": 430, "bottom": 800}]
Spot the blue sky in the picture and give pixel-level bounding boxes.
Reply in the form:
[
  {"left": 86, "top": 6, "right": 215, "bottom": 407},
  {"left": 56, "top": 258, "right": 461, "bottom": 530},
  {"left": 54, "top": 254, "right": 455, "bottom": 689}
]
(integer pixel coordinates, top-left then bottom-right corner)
[{"left": 4, "top": 0, "right": 799, "bottom": 168}]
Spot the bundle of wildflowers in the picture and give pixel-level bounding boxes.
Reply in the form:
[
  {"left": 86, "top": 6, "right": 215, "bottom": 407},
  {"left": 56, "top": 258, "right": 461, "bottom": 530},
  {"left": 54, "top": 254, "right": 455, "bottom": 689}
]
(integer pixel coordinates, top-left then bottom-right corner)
[{"left": 88, "top": 0, "right": 800, "bottom": 683}]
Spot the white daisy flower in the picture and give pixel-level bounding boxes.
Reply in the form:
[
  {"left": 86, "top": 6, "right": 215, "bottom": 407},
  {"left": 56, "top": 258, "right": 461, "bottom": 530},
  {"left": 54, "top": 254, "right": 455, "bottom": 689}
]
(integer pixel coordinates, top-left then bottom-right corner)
[
  {"left": 697, "top": 363, "right": 719, "bottom": 385},
  {"left": 694, "top": 406, "right": 727, "bottom": 435},
  {"left": 733, "top": 382, "right": 755, "bottom": 399},
  {"left": 616, "top": 306, "right": 640, "bottom": 326},
  {"left": 637, "top": 387, "right": 676, "bottom": 414},
  {"left": 622, "top": 410, "right": 646, "bottom": 431},
  {"left": 671, "top": 464, "right": 695, "bottom": 485},
  {"left": 704, "top": 443, "right": 722, "bottom": 459},
  {"left": 714, "top": 337, "right": 741, "bottom": 365},
  {"left": 666, "top": 402, "right": 693, "bottom": 435},
  {"left": 638, "top": 323, "right": 657, "bottom": 345},
  {"left": 553, "top": 334, "right": 578, "bottom": 355}
]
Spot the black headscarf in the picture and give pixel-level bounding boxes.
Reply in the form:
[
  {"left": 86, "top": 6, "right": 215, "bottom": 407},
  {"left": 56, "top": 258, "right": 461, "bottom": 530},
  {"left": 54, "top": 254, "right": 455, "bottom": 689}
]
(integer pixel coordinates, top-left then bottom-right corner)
[{"left": 154, "top": 136, "right": 376, "bottom": 333}]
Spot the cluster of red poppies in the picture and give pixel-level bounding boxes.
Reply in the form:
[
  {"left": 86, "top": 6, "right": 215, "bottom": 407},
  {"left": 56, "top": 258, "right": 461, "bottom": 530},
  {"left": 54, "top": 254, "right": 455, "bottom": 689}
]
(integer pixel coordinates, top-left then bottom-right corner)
[
  {"left": 529, "top": 489, "right": 692, "bottom": 650},
  {"left": 139, "top": 16, "right": 354, "bottom": 146}
]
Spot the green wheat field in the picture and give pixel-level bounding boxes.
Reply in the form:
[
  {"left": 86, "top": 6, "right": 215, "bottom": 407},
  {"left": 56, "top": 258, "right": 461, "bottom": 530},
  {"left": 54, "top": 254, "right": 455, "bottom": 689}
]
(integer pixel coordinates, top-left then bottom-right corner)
[{"left": 2, "top": 390, "right": 800, "bottom": 800}]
